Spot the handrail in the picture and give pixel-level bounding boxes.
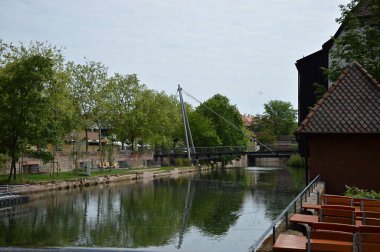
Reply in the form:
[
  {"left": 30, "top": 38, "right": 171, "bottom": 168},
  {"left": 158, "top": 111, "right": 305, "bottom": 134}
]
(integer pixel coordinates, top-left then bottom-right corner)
[
  {"left": 154, "top": 144, "right": 298, "bottom": 155},
  {"left": 251, "top": 174, "right": 320, "bottom": 252},
  {"left": 0, "top": 184, "right": 30, "bottom": 195}
]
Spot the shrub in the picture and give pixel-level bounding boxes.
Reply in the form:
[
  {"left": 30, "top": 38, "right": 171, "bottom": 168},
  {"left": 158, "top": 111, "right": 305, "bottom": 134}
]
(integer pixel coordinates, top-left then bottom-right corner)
[
  {"left": 175, "top": 158, "right": 191, "bottom": 167},
  {"left": 344, "top": 185, "right": 380, "bottom": 199},
  {"left": 0, "top": 154, "right": 9, "bottom": 170},
  {"left": 286, "top": 154, "right": 304, "bottom": 167}
]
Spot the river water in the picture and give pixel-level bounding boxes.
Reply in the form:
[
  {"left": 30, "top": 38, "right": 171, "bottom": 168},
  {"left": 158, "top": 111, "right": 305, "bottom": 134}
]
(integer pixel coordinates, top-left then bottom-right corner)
[{"left": 0, "top": 167, "right": 305, "bottom": 251}]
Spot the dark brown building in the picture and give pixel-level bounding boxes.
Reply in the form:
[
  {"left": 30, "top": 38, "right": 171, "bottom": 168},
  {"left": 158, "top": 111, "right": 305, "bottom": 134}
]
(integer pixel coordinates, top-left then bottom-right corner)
[
  {"left": 296, "top": 0, "right": 375, "bottom": 124},
  {"left": 295, "top": 62, "right": 380, "bottom": 194}
]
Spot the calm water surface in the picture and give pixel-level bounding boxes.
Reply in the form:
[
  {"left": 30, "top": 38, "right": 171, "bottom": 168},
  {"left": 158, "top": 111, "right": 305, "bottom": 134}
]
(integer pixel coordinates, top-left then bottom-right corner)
[{"left": 0, "top": 167, "right": 305, "bottom": 251}]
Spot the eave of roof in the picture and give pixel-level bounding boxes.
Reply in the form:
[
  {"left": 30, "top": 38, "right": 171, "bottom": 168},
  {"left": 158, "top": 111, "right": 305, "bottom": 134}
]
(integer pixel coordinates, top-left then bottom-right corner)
[{"left": 295, "top": 61, "right": 380, "bottom": 135}]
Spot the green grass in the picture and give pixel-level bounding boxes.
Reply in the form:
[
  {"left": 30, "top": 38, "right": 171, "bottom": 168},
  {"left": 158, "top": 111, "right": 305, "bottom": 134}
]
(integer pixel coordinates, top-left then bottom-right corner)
[{"left": 0, "top": 166, "right": 194, "bottom": 185}]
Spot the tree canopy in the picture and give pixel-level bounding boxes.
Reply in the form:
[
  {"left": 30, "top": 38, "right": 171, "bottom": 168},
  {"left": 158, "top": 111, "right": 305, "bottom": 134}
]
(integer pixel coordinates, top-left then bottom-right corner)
[
  {"left": 328, "top": 0, "right": 380, "bottom": 81},
  {"left": 0, "top": 41, "right": 61, "bottom": 180},
  {"left": 0, "top": 39, "right": 254, "bottom": 179},
  {"left": 196, "top": 94, "right": 247, "bottom": 147},
  {"left": 252, "top": 100, "right": 297, "bottom": 144}
]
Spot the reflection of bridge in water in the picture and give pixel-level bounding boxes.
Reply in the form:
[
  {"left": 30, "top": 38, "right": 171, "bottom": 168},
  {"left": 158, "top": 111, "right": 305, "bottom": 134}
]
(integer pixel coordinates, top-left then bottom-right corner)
[{"left": 154, "top": 144, "right": 298, "bottom": 161}]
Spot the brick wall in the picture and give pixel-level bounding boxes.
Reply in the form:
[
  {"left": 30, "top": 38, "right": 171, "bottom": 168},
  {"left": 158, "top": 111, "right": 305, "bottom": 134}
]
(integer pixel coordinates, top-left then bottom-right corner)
[
  {"left": 1, "top": 151, "right": 154, "bottom": 175},
  {"left": 308, "top": 134, "right": 380, "bottom": 194}
]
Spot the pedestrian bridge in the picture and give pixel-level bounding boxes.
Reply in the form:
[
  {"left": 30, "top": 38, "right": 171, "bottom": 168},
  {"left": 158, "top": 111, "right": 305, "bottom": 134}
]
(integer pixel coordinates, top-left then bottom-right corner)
[{"left": 154, "top": 144, "right": 297, "bottom": 161}]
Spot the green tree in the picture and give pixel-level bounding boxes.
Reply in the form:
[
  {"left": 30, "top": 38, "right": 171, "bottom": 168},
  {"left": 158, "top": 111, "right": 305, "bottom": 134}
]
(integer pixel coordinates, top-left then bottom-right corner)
[
  {"left": 196, "top": 94, "right": 246, "bottom": 146},
  {"left": 148, "top": 92, "right": 182, "bottom": 148},
  {"left": 186, "top": 110, "right": 221, "bottom": 147},
  {"left": 260, "top": 100, "right": 297, "bottom": 137},
  {"left": 105, "top": 73, "right": 141, "bottom": 150},
  {"left": 0, "top": 41, "right": 59, "bottom": 180},
  {"left": 126, "top": 88, "right": 155, "bottom": 149},
  {"left": 66, "top": 61, "right": 108, "bottom": 152},
  {"left": 328, "top": 0, "right": 380, "bottom": 81}
]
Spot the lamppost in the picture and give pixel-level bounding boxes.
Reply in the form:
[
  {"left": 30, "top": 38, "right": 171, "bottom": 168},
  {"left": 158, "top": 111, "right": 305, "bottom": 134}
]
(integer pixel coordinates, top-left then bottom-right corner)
[{"left": 71, "top": 131, "right": 76, "bottom": 170}]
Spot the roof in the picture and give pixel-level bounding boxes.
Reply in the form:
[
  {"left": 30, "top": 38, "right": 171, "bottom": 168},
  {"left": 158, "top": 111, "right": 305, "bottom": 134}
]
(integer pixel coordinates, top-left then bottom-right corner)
[
  {"left": 241, "top": 114, "right": 254, "bottom": 127},
  {"left": 296, "top": 61, "right": 380, "bottom": 134}
]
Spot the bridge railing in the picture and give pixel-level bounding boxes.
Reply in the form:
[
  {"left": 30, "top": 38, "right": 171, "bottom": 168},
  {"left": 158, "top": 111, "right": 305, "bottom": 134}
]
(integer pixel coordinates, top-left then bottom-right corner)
[
  {"left": 251, "top": 175, "right": 320, "bottom": 252},
  {"left": 0, "top": 184, "right": 30, "bottom": 195},
  {"left": 154, "top": 146, "right": 259, "bottom": 156},
  {"left": 154, "top": 144, "right": 298, "bottom": 156}
]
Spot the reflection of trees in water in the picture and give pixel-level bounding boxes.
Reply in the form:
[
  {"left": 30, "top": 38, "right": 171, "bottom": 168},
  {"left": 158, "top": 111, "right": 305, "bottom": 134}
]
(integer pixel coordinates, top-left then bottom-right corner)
[
  {"left": 189, "top": 182, "right": 245, "bottom": 236},
  {"left": 0, "top": 167, "right": 305, "bottom": 248},
  {"left": 249, "top": 167, "right": 305, "bottom": 220}
]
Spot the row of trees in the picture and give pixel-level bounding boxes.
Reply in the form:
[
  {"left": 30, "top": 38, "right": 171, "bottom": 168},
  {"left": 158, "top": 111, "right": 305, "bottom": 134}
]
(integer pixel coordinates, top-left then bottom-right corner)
[{"left": 0, "top": 40, "right": 250, "bottom": 180}]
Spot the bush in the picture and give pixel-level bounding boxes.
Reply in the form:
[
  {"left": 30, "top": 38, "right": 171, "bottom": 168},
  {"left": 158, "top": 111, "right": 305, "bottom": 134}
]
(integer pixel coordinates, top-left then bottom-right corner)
[
  {"left": 286, "top": 154, "right": 304, "bottom": 167},
  {"left": 344, "top": 185, "right": 380, "bottom": 199},
  {"left": 175, "top": 158, "right": 191, "bottom": 167},
  {"left": 0, "top": 153, "right": 9, "bottom": 169}
]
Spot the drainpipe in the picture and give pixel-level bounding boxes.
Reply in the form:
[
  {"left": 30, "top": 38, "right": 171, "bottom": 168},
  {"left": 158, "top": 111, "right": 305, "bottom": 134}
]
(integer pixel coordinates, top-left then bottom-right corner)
[{"left": 295, "top": 133, "right": 310, "bottom": 185}]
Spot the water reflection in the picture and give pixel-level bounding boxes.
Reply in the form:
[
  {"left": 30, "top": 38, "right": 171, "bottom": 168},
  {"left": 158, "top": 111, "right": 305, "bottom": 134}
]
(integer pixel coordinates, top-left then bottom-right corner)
[{"left": 0, "top": 167, "right": 304, "bottom": 251}]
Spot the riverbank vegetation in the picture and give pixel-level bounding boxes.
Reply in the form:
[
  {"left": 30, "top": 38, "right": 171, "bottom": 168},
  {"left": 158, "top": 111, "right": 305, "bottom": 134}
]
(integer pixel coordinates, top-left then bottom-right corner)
[
  {"left": 0, "top": 166, "right": 194, "bottom": 185},
  {"left": 0, "top": 40, "right": 248, "bottom": 181},
  {"left": 286, "top": 154, "right": 304, "bottom": 167}
]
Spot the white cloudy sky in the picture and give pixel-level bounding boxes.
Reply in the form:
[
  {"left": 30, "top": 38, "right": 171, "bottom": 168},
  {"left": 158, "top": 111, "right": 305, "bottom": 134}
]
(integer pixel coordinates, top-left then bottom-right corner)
[{"left": 0, "top": 0, "right": 349, "bottom": 115}]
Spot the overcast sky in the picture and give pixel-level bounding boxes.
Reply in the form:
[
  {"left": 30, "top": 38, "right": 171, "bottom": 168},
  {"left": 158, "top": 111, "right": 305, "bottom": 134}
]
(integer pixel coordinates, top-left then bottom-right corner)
[{"left": 0, "top": 0, "right": 349, "bottom": 115}]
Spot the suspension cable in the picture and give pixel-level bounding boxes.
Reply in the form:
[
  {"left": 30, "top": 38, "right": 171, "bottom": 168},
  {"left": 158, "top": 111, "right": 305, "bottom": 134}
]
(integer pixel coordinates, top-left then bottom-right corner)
[{"left": 181, "top": 88, "right": 273, "bottom": 152}]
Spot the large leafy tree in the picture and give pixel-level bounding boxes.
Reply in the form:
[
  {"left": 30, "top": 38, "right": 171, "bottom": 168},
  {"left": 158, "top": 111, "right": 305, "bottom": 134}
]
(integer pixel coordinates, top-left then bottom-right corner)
[
  {"left": 260, "top": 100, "right": 297, "bottom": 137},
  {"left": 253, "top": 100, "right": 297, "bottom": 144},
  {"left": 105, "top": 73, "right": 141, "bottom": 150},
  {"left": 147, "top": 92, "right": 182, "bottom": 148},
  {"left": 0, "top": 41, "right": 62, "bottom": 180},
  {"left": 196, "top": 94, "right": 246, "bottom": 146},
  {"left": 186, "top": 110, "right": 222, "bottom": 147},
  {"left": 328, "top": 0, "right": 380, "bottom": 81},
  {"left": 66, "top": 61, "right": 108, "bottom": 152}
]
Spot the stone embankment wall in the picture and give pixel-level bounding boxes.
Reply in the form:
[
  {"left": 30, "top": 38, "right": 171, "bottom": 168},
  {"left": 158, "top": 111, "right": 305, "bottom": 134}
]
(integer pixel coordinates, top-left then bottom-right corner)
[{"left": 1, "top": 150, "right": 154, "bottom": 175}]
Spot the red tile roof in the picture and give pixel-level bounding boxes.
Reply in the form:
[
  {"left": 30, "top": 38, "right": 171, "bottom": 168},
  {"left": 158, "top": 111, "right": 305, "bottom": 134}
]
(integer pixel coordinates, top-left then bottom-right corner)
[
  {"left": 296, "top": 61, "right": 380, "bottom": 134},
  {"left": 241, "top": 114, "right": 255, "bottom": 127}
]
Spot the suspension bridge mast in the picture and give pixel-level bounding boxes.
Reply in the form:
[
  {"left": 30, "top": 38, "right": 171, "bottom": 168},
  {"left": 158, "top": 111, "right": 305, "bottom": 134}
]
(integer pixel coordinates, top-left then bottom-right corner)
[{"left": 178, "top": 84, "right": 195, "bottom": 162}]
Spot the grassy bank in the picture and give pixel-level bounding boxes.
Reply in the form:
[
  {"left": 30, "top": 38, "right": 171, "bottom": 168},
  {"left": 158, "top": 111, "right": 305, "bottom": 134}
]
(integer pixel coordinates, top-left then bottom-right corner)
[{"left": 0, "top": 166, "right": 191, "bottom": 185}]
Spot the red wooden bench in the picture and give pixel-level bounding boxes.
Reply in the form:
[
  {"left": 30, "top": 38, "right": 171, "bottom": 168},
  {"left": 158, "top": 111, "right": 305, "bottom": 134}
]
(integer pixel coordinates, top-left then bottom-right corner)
[
  {"left": 273, "top": 223, "right": 357, "bottom": 252},
  {"left": 307, "top": 223, "right": 357, "bottom": 252},
  {"left": 290, "top": 205, "right": 361, "bottom": 226},
  {"left": 302, "top": 194, "right": 353, "bottom": 212},
  {"left": 356, "top": 211, "right": 380, "bottom": 226},
  {"left": 273, "top": 234, "right": 306, "bottom": 251},
  {"left": 358, "top": 225, "right": 380, "bottom": 252},
  {"left": 359, "top": 198, "right": 380, "bottom": 212}
]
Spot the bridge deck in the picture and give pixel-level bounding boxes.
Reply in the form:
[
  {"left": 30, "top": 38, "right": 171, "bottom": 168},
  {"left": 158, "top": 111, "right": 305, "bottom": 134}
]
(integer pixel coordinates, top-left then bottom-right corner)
[{"left": 154, "top": 145, "right": 297, "bottom": 160}]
